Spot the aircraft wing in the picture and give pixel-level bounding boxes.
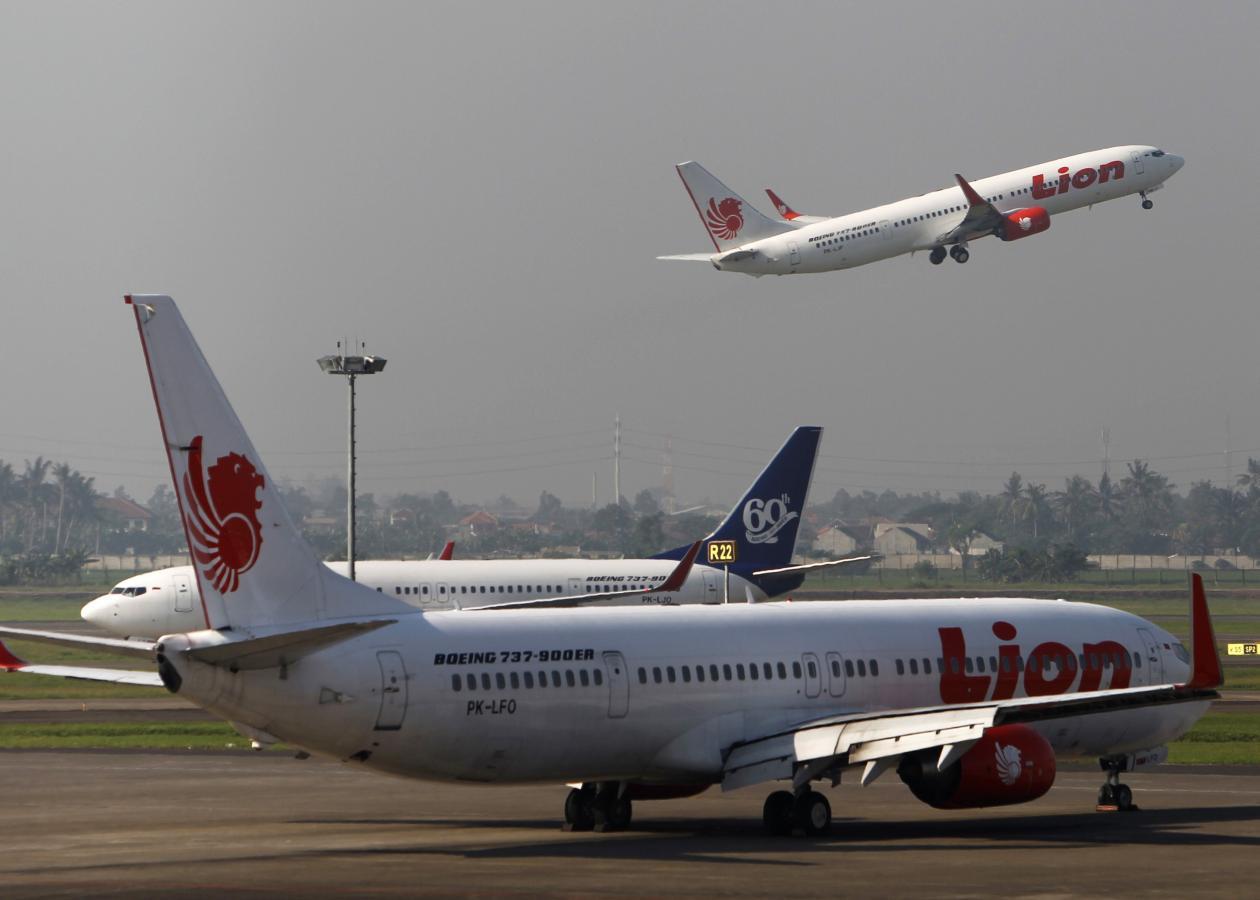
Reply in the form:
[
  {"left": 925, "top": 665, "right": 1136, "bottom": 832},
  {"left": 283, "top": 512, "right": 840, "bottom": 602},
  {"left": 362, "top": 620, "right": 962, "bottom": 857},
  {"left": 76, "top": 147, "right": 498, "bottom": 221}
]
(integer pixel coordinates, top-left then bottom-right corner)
[
  {"left": 723, "top": 574, "right": 1222, "bottom": 791},
  {"left": 0, "top": 640, "right": 162, "bottom": 686},
  {"left": 752, "top": 554, "right": 879, "bottom": 578},
  {"left": 939, "top": 174, "right": 1007, "bottom": 244},
  {"left": 472, "top": 542, "right": 702, "bottom": 611}
]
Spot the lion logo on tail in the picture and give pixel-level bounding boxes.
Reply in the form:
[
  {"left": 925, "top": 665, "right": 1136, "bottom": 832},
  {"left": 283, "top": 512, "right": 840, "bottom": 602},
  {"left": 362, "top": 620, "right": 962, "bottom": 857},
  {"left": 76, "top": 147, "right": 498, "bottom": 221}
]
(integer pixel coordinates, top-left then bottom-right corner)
[
  {"left": 705, "top": 197, "right": 744, "bottom": 241},
  {"left": 183, "top": 435, "right": 264, "bottom": 593}
]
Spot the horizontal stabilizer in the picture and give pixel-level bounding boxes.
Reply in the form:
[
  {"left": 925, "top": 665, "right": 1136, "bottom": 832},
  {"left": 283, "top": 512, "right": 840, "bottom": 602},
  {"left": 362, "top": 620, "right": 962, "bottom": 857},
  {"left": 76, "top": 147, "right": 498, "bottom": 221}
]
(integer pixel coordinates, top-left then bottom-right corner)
[
  {"left": 184, "top": 619, "right": 398, "bottom": 671},
  {"left": 0, "top": 640, "right": 162, "bottom": 686},
  {"left": 656, "top": 253, "right": 714, "bottom": 261},
  {"left": 753, "top": 554, "right": 880, "bottom": 578},
  {"left": 0, "top": 625, "right": 156, "bottom": 660}
]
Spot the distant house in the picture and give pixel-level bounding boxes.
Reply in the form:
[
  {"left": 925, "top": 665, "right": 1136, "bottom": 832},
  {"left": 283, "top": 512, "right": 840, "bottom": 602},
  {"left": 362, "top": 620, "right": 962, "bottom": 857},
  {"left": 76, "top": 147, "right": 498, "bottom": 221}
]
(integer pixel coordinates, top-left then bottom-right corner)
[
  {"left": 97, "top": 497, "right": 152, "bottom": 532},
  {"left": 874, "top": 525, "right": 934, "bottom": 555},
  {"left": 951, "top": 531, "right": 1004, "bottom": 556},
  {"left": 301, "top": 514, "right": 338, "bottom": 535},
  {"left": 813, "top": 523, "right": 873, "bottom": 556},
  {"left": 457, "top": 510, "right": 501, "bottom": 537},
  {"left": 388, "top": 508, "right": 414, "bottom": 527}
]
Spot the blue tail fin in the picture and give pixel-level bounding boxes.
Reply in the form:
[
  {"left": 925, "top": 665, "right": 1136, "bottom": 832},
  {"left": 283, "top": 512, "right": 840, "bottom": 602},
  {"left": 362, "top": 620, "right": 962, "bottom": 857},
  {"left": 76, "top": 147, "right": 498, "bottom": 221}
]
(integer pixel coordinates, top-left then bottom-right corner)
[{"left": 653, "top": 426, "right": 822, "bottom": 576}]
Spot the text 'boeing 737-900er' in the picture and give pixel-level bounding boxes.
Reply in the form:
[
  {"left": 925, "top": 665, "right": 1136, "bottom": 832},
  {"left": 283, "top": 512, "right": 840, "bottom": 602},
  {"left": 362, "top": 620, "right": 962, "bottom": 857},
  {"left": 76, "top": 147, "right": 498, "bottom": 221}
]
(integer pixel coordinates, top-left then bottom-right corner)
[
  {"left": 661, "top": 146, "right": 1183, "bottom": 275},
  {"left": 0, "top": 296, "right": 1220, "bottom": 836}
]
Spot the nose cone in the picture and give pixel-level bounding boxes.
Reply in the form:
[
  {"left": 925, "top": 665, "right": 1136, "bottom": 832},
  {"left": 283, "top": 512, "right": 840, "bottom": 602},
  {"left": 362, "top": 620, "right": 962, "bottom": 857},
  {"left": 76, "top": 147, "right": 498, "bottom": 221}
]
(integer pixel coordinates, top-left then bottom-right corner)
[
  {"left": 1168, "top": 153, "right": 1185, "bottom": 173},
  {"left": 81, "top": 595, "right": 115, "bottom": 629}
]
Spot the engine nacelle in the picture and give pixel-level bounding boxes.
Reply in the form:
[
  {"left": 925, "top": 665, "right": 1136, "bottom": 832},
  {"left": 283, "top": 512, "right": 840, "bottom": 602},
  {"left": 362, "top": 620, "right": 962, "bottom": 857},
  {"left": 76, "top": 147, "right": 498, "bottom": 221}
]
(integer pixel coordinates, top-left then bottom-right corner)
[
  {"left": 898, "top": 724, "right": 1056, "bottom": 809},
  {"left": 999, "top": 206, "right": 1051, "bottom": 241}
]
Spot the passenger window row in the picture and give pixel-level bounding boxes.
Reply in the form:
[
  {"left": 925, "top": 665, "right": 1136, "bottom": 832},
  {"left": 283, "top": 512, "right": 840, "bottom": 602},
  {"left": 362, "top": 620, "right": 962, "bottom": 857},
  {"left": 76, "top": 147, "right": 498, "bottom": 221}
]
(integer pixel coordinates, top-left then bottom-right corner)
[
  {"left": 451, "top": 668, "right": 604, "bottom": 692},
  {"left": 394, "top": 583, "right": 568, "bottom": 597},
  {"left": 637, "top": 660, "right": 801, "bottom": 685}
]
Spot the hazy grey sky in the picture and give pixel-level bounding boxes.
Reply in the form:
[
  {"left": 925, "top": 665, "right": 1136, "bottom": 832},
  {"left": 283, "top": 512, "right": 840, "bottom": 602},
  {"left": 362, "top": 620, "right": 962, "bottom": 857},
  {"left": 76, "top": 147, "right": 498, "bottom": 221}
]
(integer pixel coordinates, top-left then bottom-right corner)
[{"left": 2, "top": 1, "right": 1257, "bottom": 510}]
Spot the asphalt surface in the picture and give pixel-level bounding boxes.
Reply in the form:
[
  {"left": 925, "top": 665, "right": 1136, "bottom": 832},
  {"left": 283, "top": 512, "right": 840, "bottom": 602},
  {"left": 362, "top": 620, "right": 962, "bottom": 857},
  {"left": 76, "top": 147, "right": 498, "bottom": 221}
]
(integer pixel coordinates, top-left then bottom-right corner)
[{"left": 3, "top": 750, "right": 1260, "bottom": 898}]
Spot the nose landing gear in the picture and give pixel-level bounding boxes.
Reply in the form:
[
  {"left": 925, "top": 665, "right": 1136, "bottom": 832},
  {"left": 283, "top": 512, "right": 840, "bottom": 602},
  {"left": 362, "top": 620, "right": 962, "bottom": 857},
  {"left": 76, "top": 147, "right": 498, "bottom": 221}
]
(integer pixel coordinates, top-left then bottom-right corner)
[
  {"left": 1097, "top": 757, "right": 1138, "bottom": 812},
  {"left": 1140, "top": 191, "right": 1154, "bottom": 210}
]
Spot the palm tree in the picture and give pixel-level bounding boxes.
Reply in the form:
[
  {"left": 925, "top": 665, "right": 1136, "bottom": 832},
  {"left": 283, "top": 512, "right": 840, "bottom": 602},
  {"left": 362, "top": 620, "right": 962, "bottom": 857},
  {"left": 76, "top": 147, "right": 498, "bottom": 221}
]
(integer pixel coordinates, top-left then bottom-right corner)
[
  {"left": 0, "top": 461, "right": 15, "bottom": 546},
  {"left": 1001, "top": 472, "right": 1024, "bottom": 527},
  {"left": 1054, "top": 475, "right": 1097, "bottom": 540},
  {"left": 1022, "top": 482, "right": 1050, "bottom": 539},
  {"left": 52, "top": 462, "right": 72, "bottom": 554},
  {"left": 20, "top": 457, "right": 50, "bottom": 552},
  {"left": 1096, "top": 472, "right": 1119, "bottom": 522},
  {"left": 1237, "top": 458, "right": 1260, "bottom": 492},
  {"left": 1120, "top": 459, "right": 1174, "bottom": 533}
]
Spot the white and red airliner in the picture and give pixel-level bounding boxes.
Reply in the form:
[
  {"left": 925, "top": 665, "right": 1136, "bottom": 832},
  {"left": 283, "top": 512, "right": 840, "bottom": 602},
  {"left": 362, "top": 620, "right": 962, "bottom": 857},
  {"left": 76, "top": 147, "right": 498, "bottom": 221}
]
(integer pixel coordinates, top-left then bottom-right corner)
[
  {"left": 0, "top": 296, "right": 1220, "bottom": 836},
  {"left": 662, "top": 146, "right": 1184, "bottom": 274}
]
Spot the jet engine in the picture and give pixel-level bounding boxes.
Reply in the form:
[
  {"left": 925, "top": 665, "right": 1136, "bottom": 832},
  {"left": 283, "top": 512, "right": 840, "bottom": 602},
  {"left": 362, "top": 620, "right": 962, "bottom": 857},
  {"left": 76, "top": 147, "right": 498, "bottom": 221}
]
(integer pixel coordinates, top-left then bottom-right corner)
[
  {"left": 897, "top": 724, "right": 1056, "bottom": 809},
  {"left": 998, "top": 207, "right": 1051, "bottom": 241}
]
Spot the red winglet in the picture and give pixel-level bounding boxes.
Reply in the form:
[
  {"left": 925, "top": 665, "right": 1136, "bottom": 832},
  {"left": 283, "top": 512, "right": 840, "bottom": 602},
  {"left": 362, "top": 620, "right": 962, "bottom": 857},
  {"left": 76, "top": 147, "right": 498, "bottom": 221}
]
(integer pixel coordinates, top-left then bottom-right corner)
[
  {"left": 657, "top": 541, "right": 702, "bottom": 593},
  {"left": 954, "top": 173, "right": 987, "bottom": 208},
  {"left": 0, "top": 640, "right": 28, "bottom": 671},
  {"left": 765, "top": 188, "right": 801, "bottom": 220},
  {"left": 438, "top": 540, "right": 455, "bottom": 561},
  {"left": 1184, "top": 573, "right": 1223, "bottom": 690}
]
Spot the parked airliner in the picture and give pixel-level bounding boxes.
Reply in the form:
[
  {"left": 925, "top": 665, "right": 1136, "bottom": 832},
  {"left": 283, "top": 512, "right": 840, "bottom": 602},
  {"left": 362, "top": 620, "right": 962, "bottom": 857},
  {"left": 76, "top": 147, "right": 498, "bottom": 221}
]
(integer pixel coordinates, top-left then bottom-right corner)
[
  {"left": 81, "top": 426, "right": 859, "bottom": 639},
  {"left": 0, "top": 296, "right": 1220, "bottom": 836},
  {"left": 661, "top": 146, "right": 1184, "bottom": 274}
]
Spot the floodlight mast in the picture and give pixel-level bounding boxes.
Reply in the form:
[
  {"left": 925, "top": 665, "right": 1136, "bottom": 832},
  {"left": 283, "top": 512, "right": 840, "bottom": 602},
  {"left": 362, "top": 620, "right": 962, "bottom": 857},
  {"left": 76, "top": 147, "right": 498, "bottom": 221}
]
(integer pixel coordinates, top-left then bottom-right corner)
[{"left": 317, "top": 345, "right": 386, "bottom": 581}]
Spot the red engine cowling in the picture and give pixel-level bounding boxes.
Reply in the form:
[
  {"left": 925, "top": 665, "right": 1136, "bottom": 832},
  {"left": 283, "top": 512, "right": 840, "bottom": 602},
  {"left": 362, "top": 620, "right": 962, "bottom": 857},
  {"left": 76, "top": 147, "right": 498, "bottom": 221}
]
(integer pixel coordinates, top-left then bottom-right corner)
[
  {"left": 999, "top": 207, "right": 1051, "bottom": 241},
  {"left": 897, "top": 724, "right": 1056, "bottom": 809}
]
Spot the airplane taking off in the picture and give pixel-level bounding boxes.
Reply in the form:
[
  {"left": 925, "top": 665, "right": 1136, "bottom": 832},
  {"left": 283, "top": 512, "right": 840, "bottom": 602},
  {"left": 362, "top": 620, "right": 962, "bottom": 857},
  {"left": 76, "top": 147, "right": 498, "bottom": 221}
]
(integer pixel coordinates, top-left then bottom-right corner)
[
  {"left": 0, "top": 296, "right": 1221, "bottom": 836},
  {"left": 80, "top": 426, "right": 863, "bottom": 639},
  {"left": 661, "top": 146, "right": 1184, "bottom": 275}
]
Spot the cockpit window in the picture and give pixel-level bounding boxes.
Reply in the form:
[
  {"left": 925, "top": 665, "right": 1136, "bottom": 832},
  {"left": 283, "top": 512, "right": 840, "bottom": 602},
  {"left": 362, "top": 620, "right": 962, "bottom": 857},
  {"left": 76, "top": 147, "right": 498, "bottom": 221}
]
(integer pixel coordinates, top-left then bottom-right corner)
[
  {"left": 1171, "top": 642, "right": 1190, "bottom": 663},
  {"left": 1152, "top": 149, "right": 1165, "bottom": 157},
  {"left": 111, "top": 587, "right": 126, "bottom": 594},
  {"left": 111, "top": 586, "right": 148, "bottom": 596}
]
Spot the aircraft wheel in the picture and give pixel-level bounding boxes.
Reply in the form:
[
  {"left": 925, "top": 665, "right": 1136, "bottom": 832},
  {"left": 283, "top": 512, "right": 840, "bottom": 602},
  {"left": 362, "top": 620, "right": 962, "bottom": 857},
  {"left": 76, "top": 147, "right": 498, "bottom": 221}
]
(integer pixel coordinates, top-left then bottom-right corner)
[
  {"left": 763, "top": 790, "right": 795, "bottom": 836},
  {"left": 929, "top": 247, "right": 947, "bottom": 265},
  {"left": 793, "top": 790, "right": 832, "bottom": 837},
  {"left": 1142, "top": 199, "right": 1154, "bottom": 210},
  {"left": 563, "top": 787, "right": 595, "bottom": 832},
  {"left": 1097, "top": 783, "right": 1115, "bottom": 806},
  {"left": 597, "top": 795, "right": 632, "bottom": 831},
  {"left": 953, "top": 248, "right": 969, "bottom": 264},
  {"left": 1115, "top": 784, "right": 1134, "bottom": 811}
]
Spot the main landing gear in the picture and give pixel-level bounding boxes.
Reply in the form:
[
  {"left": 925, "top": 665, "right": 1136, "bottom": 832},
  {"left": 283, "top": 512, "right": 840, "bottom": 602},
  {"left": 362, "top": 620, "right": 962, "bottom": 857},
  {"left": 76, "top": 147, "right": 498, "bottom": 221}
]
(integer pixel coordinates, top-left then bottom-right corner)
[
  {"left": 762, "top": 788, "right": 832, "bottom": 836},
  {"left": 563, "top": 783, "right": 632, "bottom": 832},
  {"left": 929, "top": 245, "right": 969, "bottom": 265},
  {"left": 1097, "top": 757, "right": 1137, "bottom": 812},
  {"left": 1140, "top": 191, "right": 1154, "bottom": 210}
]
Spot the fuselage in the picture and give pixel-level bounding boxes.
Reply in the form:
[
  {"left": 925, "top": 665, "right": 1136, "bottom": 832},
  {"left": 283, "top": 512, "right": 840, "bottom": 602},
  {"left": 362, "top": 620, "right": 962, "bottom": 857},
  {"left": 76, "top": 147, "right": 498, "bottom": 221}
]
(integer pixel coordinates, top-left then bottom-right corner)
[
  {"left": 84, "top": 559, "right": 767, "bottom": 638},
  {"left": 718, "top": 145, "right": 1184, "bottom": 275},
  {"left": 169, "top": 598, "right": 1204, "bottom": 787}
]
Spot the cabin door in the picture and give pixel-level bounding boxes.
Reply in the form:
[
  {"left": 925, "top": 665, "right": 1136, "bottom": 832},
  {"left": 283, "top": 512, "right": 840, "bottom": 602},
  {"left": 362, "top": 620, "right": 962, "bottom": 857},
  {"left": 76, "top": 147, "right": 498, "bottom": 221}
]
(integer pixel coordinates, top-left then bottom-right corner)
[
  {"left": 172, "top": 573, "right": 193, "bottom": 613},
  {"left": 374, "top": 651, "right": 408, "bottom": 731},
  {"left": 603, "top": 651, "right": 629, "bottom": 718},
  {"left": 1137, "top": 628, "right": 1163, "bottom": 684}
]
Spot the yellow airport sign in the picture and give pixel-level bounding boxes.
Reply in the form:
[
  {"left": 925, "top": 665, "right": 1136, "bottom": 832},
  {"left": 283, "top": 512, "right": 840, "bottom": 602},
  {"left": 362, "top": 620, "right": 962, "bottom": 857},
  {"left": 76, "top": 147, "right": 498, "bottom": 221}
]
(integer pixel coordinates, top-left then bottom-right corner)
[
  {"left": 707, "top": 540, "right": 737, "bottom": 565},
  {"left": 1227, "top": 643, "right": 1258, "bottom": 656}
]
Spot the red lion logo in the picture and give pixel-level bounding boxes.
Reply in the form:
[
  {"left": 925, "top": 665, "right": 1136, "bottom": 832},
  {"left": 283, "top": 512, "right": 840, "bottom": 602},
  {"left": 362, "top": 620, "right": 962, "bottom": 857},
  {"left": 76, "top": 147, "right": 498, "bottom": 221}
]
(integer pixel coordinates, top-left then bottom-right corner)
[
  {"left": 183, "top": 435, "right": 264, "bottom": 594},
  {"left": 705, "top": 197, "right": 743, "bottom": 241}
]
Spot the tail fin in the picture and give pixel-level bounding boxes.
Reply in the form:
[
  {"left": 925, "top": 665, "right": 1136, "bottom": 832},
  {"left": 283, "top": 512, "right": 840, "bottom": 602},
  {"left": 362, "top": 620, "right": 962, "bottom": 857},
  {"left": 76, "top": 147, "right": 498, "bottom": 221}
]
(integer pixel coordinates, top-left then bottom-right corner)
[
  {"left": 675, "top": 161, "right": 793, "bottom": 252},
  {"left": 127, "top": 295, "right": 410, "bottom": 631},
  {"left": 654, "top": 427, "right": 822, "bottom": 575}
]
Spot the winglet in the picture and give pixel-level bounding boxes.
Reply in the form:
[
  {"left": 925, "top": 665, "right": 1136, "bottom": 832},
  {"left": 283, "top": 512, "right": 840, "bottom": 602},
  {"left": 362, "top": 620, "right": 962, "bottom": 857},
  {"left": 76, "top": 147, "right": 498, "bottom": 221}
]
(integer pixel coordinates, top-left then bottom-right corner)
[
  {"left": 438, "top": 541, "right": 455, "bottom": 561},
  {"left": 658, "top": 541, "right": 702, "bottom": 593},
  {"left": 1184, "top": 573, "right": 1223, "bottom": 690},
  {"left": 0, "top": 640, "right": 27, "bottom": 671},
  {"left": 766, "top": 188, "right": 802, "bottom": 220},
  {"left": 954, "top": 173, "right": 987, "bottom": 208}
]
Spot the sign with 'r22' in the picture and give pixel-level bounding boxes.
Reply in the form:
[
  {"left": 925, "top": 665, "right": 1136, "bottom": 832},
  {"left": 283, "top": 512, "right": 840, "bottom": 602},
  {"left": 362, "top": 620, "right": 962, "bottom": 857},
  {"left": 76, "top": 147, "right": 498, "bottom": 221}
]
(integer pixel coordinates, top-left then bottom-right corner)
[{"left": 708, "top": 540, "right": 737, "bottom": 564}]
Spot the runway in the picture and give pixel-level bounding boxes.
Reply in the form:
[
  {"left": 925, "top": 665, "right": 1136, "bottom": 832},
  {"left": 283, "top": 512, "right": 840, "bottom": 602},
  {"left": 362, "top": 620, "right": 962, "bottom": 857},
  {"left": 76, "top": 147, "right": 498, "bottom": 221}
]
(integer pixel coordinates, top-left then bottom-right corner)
[{"left": 4, "top": 751, "right": 1259, "bottom": 897}]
